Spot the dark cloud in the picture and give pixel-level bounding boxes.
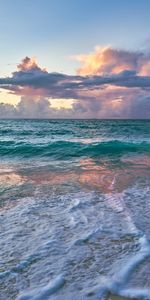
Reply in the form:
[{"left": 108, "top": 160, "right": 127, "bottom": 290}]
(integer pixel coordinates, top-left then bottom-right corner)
[
  {"left": 0, "top": 52, "right": 150, "bottom": 118},
  {"left": 1, "top": 66, "right": 150, "bottom": 96}
]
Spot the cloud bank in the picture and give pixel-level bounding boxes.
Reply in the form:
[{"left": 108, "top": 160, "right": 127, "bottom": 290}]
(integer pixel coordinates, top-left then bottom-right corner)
[{"left": 0, "top": 46, "right": 150, "bottom": 118}]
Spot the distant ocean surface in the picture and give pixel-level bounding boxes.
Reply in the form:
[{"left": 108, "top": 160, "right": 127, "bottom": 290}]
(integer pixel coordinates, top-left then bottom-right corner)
[{"left": 0, "top": 119, "right": 150, "bottom": 300}]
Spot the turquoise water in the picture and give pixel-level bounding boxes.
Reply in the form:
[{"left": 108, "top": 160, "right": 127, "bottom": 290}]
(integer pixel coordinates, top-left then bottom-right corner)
[{"left": 0, "top": 120, "right": 150, "bottom": 300}]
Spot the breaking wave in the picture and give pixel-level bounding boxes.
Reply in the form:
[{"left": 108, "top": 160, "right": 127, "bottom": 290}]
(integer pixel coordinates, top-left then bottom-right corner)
[{"left": 0, "top": 140, "right": 149, "bottom": 158}]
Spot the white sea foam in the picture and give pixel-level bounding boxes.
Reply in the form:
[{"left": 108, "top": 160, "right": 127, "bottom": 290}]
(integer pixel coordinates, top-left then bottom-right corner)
[
  {"left": 85, "top": 233, "right": 150, "bottom": 300},
  {"left": 17, "top": 275, "right": 65, "bottom": 300},
  {"left": 0, "top": 166, "right": 149, "bottom": 300}
]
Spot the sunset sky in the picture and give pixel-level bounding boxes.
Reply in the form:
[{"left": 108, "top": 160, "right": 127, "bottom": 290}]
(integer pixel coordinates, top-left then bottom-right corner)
[{"left": 0, "top": 0, "right": 150, "bottom": 118}]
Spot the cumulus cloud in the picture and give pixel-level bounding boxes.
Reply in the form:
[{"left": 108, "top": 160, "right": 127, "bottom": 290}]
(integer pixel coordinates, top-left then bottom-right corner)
[
  {"left": 75, "top": 46, "right": 150, "bottom": 76},
  {"left": 17, "top": 56, "right": 45, "bottom": 72},
  {"left": 0, "top": 50, "right": 150, "bottom": 119}
]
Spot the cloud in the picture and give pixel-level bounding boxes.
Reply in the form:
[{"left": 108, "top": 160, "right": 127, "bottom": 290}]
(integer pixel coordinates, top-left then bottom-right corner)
[
  {"left": 17, "top": 56, "right": 46, "bottom": 72},
  {"left": 0, "top": 50, "right": 150, "bottom": 118},
  {"left": 75, "top": 46, "right": 150, "bottom": 76},
  {"left": 0, "top": 98, "right": 75, "bottom": 119},
  {"left": 1, "top": 55, "right": 150, "bottom": 92},
  {"left": 0, "top": 103, "right": 16, "bottom": 118}
]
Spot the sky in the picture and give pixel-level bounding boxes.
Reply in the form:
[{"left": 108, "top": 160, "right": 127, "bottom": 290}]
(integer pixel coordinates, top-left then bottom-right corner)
[{"left": 0, "top": 0, "right": 150, "bottom": 118}]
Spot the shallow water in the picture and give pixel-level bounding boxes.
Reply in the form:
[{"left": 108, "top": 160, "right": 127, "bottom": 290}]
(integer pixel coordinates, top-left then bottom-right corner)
[{"left": 0, "top": 120, "right": 150, "bottom": 300}]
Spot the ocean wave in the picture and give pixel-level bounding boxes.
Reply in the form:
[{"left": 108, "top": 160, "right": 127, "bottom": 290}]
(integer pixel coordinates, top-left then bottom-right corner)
[{"left": 0, "top": 140, "right": 149, "bottom": 158}]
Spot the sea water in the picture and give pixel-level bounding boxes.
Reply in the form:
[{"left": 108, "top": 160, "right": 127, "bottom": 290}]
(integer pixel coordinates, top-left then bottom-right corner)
[{"left": 0, "top": 119, "right": 150, "bottom": 300}]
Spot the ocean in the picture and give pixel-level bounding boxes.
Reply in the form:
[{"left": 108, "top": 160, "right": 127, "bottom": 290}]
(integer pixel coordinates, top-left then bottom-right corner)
[{"left": 0, "top": 119, "right": 150, "bottom": 300}]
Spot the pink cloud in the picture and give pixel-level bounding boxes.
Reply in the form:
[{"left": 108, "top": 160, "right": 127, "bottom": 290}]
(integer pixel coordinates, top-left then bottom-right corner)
[
  {"left": 75, "top": 46, "right": 150, "bottom": 76},
  {"left": 17, "top": 56, "right": 47, "bottom": 72},
  {"left": 0, "top": 49, "right": 150, "bottom": 118}
]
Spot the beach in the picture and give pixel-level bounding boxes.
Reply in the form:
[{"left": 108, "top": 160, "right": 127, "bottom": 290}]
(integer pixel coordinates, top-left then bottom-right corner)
[{"left": 0, "top": 119, "right": 150, "bottom": 300}]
